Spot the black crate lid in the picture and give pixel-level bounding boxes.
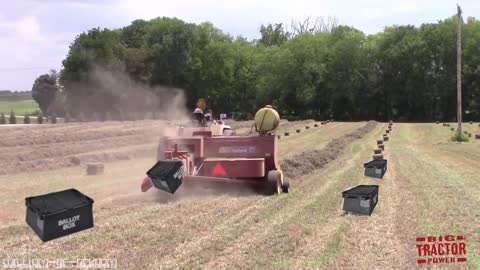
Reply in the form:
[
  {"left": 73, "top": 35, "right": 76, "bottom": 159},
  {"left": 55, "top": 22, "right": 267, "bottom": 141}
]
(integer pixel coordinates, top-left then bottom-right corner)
[
  {"left": 363, "top": 159, "right": 387, "bottom": 168},
  {"left": 25, "top": 189, "right": 93, "bottom": 216},
  {"left": 147, "top": 160, "right": 183, "bottom": 178},
  {"left": 342, "top": 185, "right": 378, "bottom": 196}
]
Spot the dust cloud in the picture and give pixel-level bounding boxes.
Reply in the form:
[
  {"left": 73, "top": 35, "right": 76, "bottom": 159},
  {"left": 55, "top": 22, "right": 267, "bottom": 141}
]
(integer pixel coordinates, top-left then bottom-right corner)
[{"left": 64, "top": 66, "right": 191, "bottom": 123}]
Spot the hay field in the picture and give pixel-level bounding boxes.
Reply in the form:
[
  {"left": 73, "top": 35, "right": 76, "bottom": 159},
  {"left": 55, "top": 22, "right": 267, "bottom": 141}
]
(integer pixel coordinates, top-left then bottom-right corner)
[{"left": 0, "top": 121, "right": 478, "bottom": 269}]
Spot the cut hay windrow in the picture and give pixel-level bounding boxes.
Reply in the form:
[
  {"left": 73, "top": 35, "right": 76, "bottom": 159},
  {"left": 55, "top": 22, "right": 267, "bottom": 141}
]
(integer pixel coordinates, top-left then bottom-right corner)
[{"left": 281, "top": 121, "right": 377, "bottom": 179}]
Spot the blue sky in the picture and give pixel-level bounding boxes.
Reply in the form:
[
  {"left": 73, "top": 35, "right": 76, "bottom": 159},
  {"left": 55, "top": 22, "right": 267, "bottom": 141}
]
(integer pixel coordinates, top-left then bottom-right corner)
[{"left": 0, "top": 0, "right": 477, "bottom": 91}]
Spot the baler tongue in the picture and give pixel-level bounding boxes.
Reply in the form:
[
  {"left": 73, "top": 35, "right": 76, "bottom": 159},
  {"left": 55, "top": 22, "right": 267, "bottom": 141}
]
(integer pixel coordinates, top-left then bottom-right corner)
[{"left": 143, "top": 160, "right": 184, "bottom": 194}]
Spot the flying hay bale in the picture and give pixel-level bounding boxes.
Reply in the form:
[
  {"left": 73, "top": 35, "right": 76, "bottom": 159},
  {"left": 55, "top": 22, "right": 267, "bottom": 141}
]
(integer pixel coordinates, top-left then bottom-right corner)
[
  {"left": 377, "top": 140, "right": 384, "bottom": 145},
  {"left": 386, "top": 130, "right": 390, "bottom": 134},
  {"left": 374, "top": 149, "right": 382, "bottom": 154},
  {"left": 373, "top": 154, "right": 384, "bottom": 160},
  {"left": 86, "top": 163, "right": 104, "bottom": 175},
  {"left": 383, "top": 135, "right": 389, "bottom": 141},
  {"left": 296, "top": 129, "right": 301, "bottom": 133},
  {"left": 378, "top": 144, "right": 385, "bottom": 150},
  {"left": 284, "top": 132, "right": 290, "bottom": 136}
]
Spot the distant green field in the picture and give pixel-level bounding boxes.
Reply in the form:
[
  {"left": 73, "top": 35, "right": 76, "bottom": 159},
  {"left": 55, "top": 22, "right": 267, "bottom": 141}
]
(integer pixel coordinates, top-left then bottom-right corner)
[{"left": 0, "top": 98, "right": 39, "bottom": 115}]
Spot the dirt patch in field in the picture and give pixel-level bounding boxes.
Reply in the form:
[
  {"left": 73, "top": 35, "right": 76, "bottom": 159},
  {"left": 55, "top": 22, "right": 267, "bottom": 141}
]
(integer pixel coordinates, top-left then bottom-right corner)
[{"left": 281, "top": 121, "right": 377, "bottom": 179}]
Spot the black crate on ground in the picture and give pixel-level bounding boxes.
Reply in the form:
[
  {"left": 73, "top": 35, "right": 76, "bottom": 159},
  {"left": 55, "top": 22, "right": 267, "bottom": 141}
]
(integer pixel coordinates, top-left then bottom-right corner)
[
  {"left": 25, "top": 189, "right": 94, "bottom": 242},
  {"left": 147, "top": 160, "right": 184, "bottom": 194},
  {"left": 364, "top": 159, "right": 387, "bottom": 179},
  {"left": 342, "top": 185, "right": 379, "bottom": 215}
]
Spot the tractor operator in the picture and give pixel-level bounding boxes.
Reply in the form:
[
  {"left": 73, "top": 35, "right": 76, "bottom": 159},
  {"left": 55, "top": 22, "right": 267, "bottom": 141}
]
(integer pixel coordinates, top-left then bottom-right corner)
[{"left": 193, "top": 98, "right": 207, "bottom": 126}]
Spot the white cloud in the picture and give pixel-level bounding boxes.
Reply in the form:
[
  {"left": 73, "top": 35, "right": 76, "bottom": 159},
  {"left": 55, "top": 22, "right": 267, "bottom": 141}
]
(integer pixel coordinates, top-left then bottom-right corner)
[
  {"left": 1, "top": 0, "right": 480, "bottom": 91},
  {"left": 15, "top": 17, "right": 42, "bottom": 42}
]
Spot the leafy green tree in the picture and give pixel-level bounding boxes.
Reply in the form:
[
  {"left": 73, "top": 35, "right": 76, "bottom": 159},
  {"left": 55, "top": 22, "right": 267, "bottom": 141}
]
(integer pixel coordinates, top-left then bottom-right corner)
[
  {"left": 9, "top": 110, "right": 16, "bottom": 124},
  {"left": 24, "top": 114, "right": 31, "bottom": 124},
  {"left": 37, "top": 112, "right": 43, "bottom": 124},
  {"left": 32, "top": 70, "right": 59, "bottom": 115},
  {"left": 258, "top": 23, "right": 289, "bottom": 46},
  {"left": 54, "top": 15, "right": 480, "bottom": 122},
  {"left": 51, "top": 114, "right": 57, "bottom": 124}
]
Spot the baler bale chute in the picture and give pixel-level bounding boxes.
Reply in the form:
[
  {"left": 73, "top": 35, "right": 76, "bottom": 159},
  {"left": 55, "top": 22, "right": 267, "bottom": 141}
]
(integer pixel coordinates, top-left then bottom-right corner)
[{"left": 141, "top": 105, "right": 289, "bottom": 195}]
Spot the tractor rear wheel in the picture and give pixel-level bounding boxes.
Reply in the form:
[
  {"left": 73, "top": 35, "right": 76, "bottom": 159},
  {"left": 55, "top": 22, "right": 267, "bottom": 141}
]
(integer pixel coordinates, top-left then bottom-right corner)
[{"left": 223, "top": 129, "right": 234, "bottom": 136}]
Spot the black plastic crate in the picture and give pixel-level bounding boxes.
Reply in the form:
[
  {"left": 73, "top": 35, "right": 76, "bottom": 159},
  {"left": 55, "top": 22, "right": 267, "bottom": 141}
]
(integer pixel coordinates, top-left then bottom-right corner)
[
  {"left": 342, "top": 185, "right": 379, "bottom": 215},
  {"left": 25, "top": 189, "right": 94, "bottom": 242},
  {"left": 147, "top": 160, "right": 184, "bottom": 194},
  {"left": 364, "top": 159, "right": 387, "bottom": 179}
]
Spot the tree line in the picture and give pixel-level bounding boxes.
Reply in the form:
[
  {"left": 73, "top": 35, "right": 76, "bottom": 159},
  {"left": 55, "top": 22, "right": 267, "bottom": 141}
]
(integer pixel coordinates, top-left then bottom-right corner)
[{"left": 32, "top": 15, "right": 480, "bottom": 121}]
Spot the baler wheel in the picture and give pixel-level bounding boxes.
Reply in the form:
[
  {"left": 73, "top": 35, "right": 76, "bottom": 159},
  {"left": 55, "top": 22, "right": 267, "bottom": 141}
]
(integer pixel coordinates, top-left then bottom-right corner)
[
  {"left": 268, "top": 170, "right": 283, "bottom": 195},
  {"left": 281, "top": 179, "right": 290, "bottom": 193}
]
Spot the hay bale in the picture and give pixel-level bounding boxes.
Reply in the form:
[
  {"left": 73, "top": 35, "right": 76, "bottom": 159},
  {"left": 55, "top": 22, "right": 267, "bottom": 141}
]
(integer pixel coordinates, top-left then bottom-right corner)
[
  {"left": 373, "top": 154, "right": 384, "bottom": 160},
  {"left": 442, "top": 123, "right": 447, "bottom": 126},
  {"left": 70, "top": 156, "right": 81, "bottom": 165},
  {"left": 378, "top": 144, "right": 385, "bottom": 150},
  {"left": 451, "top": 127, "right": 455, "bottom": 131},
  {"left": 86, "top": 163, "right": 104, "bottom": 175},
  {"left": 374, "top": 149, "right": 382, "bottom": 154},
  {"left": 277, "top": 135, "right": 281, "bottom": 139},
  {"left": 321, "top": 122, "right": 326, "bottom": 125},
  {"left": 314, "top": 124, "right": 318, "bottom": 127},
  {"left": 383, "top": 135, "right": 389, "bottom": 141},
  {"left": 464, "top": 131, "right": 468, "bottom": 135},
  {"left": 386, "top": 130, "right": 390, "bottom": 134},
  {"left": 475, "top": 134, "right": 480, "bottom": 139},
  {"left": 377, "top": 140, "right": 384, "bottom": 145},
  {"left": 467, "top": 133, "right": 472, "bottom": 138},
  {"left": 284, "top": 132, "right": 290, "bottom": 136},
  {"left": 305, "top": 126, "right": 310, "bottom": 129},
  {"left": 296, "top": 129, "right": 301, "bottom": 133}
]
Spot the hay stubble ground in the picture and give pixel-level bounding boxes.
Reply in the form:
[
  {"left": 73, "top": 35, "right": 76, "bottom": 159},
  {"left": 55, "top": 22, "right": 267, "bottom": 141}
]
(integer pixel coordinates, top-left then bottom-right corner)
[{"left": 0, "top": 121, "right": 478, "bottom": 269}]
